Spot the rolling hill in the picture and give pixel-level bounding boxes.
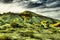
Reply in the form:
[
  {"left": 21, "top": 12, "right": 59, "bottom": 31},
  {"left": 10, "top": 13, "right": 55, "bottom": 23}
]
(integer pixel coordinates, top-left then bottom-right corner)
[{"left": 0, "top": 11, "right": 60, "bottom": 40}]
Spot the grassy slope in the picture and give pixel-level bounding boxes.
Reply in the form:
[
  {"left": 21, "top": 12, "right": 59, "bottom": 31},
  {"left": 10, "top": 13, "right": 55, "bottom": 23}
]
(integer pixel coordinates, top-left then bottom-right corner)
[{"left": 0, "top": 11, "right": 60, "bottom": 40}]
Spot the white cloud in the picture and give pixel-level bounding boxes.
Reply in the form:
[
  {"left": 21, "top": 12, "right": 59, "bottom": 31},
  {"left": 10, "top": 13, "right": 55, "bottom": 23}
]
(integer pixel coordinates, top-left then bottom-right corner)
[{"left": 30, "top": 0, "right": 38, "bottom": 2}]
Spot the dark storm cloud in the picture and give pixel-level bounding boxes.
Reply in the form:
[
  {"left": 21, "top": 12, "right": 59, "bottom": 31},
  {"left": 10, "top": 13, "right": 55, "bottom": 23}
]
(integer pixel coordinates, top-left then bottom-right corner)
[
  {"left": 0, "top": 0, "right": 60, "bottom": 8},
  {"left": 2, "top": 0, "right": 13, "bottom": 3},
  {"left": 18, "top": 0, "right": 60, "bottom": 8},
  {"left": 26, "top": 2, "right": 44, "bottom": 8},
  {"left": 27, "top": 0, "right": 60, "bottom": 8}
]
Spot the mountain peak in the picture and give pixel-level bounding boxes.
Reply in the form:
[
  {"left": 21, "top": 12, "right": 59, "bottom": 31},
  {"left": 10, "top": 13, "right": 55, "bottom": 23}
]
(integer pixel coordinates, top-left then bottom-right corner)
[{"left": 21, "top": 11, "right": 34, "bottom": 14}]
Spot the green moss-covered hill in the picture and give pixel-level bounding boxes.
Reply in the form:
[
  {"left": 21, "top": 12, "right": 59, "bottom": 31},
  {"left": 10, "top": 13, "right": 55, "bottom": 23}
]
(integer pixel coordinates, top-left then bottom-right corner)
[{"left": 0, "top": 11, "right": 60, "bottom": 40}]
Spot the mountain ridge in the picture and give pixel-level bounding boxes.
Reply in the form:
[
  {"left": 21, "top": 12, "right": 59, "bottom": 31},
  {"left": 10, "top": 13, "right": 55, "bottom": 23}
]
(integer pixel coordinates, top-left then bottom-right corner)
[{"left": 1, "top": 11, "right": 59, "bottom": 21}]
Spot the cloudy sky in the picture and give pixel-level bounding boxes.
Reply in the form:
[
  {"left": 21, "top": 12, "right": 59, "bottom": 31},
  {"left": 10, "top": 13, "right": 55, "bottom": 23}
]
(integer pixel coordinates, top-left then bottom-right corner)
[{"left": 0, "top": 0, "right": 60, "bottom": 20}]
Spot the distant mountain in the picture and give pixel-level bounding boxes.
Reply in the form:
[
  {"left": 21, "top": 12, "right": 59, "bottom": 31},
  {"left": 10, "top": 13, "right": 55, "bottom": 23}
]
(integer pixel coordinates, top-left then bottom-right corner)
[
  {"left": 0, "top": 11, "right": 60, "bottom": 40},
  {"left": 0, "top": 11, "right": 60, "bottom": 28}
]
